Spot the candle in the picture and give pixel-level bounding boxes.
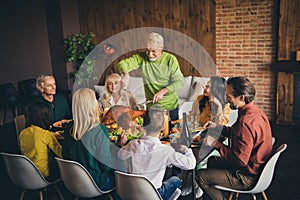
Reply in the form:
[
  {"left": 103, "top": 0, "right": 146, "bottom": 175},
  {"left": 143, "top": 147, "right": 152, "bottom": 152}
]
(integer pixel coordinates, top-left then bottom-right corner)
[
  {"left": 296, "top": 51, "right": 300, "bottom": 61},
  {"left": 163, "top": 113, "right": 169, "bottom": 138}
]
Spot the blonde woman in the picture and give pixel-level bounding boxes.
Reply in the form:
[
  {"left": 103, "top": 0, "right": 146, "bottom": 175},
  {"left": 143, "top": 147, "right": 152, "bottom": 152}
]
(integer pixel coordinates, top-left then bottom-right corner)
[
  {"left": 98, "top": 73, "right": 140, "bottom": 115},
  {"left": 63, "top": 88, "right": 116, "bottom": 191}
]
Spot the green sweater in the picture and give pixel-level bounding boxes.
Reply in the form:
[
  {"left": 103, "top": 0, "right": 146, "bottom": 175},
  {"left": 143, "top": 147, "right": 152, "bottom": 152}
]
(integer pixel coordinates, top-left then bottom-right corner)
[
  {"left": 63, "top": 123, "right": 115, "bottom": 191},
  {"left": 118, "top": 51, "right": 184, "bottom": 110}
]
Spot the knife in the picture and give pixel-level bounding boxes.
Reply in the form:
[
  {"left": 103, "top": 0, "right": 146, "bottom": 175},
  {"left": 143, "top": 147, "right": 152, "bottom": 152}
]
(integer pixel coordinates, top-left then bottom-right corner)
[{"left": 141, "top": 99, "right": 153, "bottom": 104}]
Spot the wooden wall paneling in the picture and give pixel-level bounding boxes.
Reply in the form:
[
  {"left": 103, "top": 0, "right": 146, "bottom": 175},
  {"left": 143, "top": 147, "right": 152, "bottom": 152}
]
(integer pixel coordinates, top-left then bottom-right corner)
[
  {"left": 278, "top": 0, "right": 299, "bottom": 60},
  {"left": 277, "top": 72, "right": 294, "bottom": 123},
  {"left": 78, "top": 0, "right": 216, "bottom": 78}
]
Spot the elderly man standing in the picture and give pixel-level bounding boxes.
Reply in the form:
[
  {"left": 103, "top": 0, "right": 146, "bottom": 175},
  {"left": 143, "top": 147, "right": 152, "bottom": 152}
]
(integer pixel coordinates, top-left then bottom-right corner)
[
  {"left": 118, "top": 32, "right": 184, "bottom": 122},
  {"left": 196, "top": 77, "right": 273, "bottom": 200}
]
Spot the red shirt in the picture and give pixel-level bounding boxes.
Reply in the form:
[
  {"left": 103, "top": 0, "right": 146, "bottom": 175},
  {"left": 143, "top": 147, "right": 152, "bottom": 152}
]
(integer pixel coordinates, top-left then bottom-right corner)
[{"left": 214, "top": 102, "right": 273, "bottom": 175}]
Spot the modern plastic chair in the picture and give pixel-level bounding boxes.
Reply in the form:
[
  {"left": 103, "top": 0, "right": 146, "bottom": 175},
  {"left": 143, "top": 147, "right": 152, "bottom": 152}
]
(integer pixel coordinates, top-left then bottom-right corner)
[
  {"left": 227, "top": 109, "right": 238, "bottom": 126},
  {"left": 0, "top": 152, "right": 64, "bottom": 200},
  {"left": 55, "top": 157, "right": 114, "bottom": 200},
  {"left": 115, "top": 170, "right": 181, "bottom": 200},
  {"left": 214, "top": 143, "right": 287, "bottom": 200},
  {"left": 272, "top": 137, "right": 276, "bottom": 145}
]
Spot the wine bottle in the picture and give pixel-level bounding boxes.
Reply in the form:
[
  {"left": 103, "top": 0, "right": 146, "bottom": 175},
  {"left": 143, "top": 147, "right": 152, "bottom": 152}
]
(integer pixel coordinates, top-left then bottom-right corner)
[{"left": 179, "top": 112, "right": 191, "bottom": 147}]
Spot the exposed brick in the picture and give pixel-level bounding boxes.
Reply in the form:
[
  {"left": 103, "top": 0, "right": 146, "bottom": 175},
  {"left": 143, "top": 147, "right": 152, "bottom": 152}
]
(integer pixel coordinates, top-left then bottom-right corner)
[{"left": 216, "top": 0, "right": 278, "bottom": 121}]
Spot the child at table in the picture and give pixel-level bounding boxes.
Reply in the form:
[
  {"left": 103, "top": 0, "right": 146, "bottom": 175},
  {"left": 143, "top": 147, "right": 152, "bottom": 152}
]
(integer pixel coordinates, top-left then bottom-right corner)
[{"left": 118, "top": 108, "right": 196, "bottom": 200}]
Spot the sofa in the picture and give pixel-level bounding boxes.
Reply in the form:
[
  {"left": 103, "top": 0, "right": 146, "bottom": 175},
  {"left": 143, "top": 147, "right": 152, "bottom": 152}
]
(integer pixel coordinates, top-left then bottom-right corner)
[
  {"left": 95, "top": 76, "right": 210, "bottom": 114},
  {"left": 94, "top": 76, "right": 238, "bottom": 125}
]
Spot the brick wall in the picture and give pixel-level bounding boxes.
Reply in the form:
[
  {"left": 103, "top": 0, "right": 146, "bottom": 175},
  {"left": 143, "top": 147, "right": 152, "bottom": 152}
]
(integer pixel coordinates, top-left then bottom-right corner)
[{"left": 216, "top": 0, "right": 279, "bottom": 121}]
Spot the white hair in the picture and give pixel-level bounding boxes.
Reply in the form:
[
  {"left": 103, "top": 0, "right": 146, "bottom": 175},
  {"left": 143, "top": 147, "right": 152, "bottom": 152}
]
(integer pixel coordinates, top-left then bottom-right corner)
[{"left": 146, "top": 32, "right": 164, "bottom": 48}]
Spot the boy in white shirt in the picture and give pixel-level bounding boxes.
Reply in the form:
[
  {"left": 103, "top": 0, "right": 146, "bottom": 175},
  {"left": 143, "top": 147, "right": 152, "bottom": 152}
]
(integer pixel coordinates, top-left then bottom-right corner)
[{"left": 118, "top": 108, "right": 196, "bottom": 200}]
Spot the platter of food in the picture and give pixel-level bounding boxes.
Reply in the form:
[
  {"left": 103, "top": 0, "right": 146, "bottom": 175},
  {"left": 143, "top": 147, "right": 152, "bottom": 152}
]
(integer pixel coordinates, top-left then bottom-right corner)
[{"left": 106, "top": 117, "right": 145, "bottom": 143}]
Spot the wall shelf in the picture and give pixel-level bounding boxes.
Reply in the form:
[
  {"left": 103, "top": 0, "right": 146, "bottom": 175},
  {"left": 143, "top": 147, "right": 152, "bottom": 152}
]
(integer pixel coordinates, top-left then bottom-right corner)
[{"left": 271, "top": 60, "right": 300, "bottom": 72}]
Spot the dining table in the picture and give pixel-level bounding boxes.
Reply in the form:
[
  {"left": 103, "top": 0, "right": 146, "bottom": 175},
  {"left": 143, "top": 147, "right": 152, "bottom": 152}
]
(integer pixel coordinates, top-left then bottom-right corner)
[{"left": 167, "top": 124, "right": 220, "bottom": 200}]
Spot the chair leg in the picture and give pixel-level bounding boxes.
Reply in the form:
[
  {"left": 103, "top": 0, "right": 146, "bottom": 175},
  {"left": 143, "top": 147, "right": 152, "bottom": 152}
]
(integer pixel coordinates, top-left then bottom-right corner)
[
  {"left": 108, "top": 193, "right": 113, "bottom": 200},
  {"left": 39, "top": 190, "right": 43, "bottom": 200},
  {"left": 235, "top": 192, "right": 239, "bottom": 199},
  {"left": 251, "top": 194, "right": 256, "bottom": 200},
  {"left": 19, "top": 190, "right": 25, "bottom": 200},
  {"left": 54, "top": 184, "right": 65, "bottom": 200},
  {"left": 261, "top": 191, "right": 268, "bottom": 200},
  {"left": 228, "top": 192, "right": 233, "bottom": 200}
]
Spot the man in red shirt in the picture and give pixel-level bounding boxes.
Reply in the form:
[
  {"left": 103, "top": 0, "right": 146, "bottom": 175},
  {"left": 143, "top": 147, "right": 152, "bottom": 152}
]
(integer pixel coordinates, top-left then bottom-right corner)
[{"left": 196, "top": 76, "right": 273, "bottom": 200}]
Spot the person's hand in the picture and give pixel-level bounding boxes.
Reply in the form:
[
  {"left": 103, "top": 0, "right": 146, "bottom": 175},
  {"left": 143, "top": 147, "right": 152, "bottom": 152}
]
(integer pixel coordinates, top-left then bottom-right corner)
[
  {"left": 52, "top": 131, "right": 64, "bottom": 139},
  {"left": 52, "top": 121, "right": 63, "bottom": 128},
  {"left": 53, "top": 119, "right": 72, "bottom": 128},
  {"left": 121, "top": 72, "right": 130, "bottom": 89},
  {"left": 203, "top": 135, "right": 217, "bottom": 147},
  {"left": 118, "top": 131, "right": 128, "bottom": 147},
  {"left": 177, "top": 144, "right": 188, "bottom": 154},
  {"left": 202, "top": 121, "right": 217, "bottom": 130},
  {"left": 153, "top": 88, "right": 168, "bottom": 103}
]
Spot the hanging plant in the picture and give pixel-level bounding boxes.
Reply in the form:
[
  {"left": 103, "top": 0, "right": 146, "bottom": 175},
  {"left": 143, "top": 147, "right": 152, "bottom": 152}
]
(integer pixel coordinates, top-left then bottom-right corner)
[{"left": 64, "top": 32, "right": 96, "bottom": 64}]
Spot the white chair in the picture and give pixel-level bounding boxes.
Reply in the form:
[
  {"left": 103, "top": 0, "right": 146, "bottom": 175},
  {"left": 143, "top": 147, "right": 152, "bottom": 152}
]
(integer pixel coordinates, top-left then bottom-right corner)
[
  {"left": 115, "top": 170, "right": 181, "bottom": 200},
  {"left": 214, "top": 143, "right": 287, "bottom": 200},
  {"left": 179, "top": 101, "right": 194, "bottom": 119},
  {"left": 0, "top": 152, "right": 64, "bottom": 200},
  {"left": 227, "top": 109, "right": 238, "bottom": 126},
  {"left": 55, "top": 157, "right": 114, "bottom": 200}
]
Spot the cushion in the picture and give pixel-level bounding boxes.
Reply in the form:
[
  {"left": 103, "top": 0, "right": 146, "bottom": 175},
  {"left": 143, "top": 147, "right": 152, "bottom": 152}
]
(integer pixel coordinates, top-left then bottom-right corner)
[
  {"left": 94, "top": 85, "right": 105, "bottom": 99},
  {"left": 188, "top": 77, "right": 210, "bottom": 101},
  {"left": 188, "top": 81, "right": 203, "bottom": 102},
  {"left": 127, "top": 76, "right": 146, "bottom": 104},
  {"left": 177, "top": 76, "right": 192, "bottom": 99}
]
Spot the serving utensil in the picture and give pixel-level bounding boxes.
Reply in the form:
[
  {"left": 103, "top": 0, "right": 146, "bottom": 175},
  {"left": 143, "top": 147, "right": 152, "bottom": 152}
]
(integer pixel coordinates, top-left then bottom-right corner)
[{"left": 141, "top": 99, "right": 153, "bottom": 104}]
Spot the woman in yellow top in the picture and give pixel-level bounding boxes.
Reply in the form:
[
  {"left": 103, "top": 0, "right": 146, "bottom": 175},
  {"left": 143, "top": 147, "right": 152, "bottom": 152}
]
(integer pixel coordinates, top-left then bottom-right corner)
[
  {"left": 189, "top": 76, "right": 231, "bottom": 126},
  {"left": 19, "top": 101, "right": 62, "bottom": 181}
]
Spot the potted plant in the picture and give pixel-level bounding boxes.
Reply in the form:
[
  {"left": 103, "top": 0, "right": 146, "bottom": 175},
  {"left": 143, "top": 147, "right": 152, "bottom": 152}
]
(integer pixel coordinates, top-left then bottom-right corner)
[{"left": 64, "top": 32, "right": 97, "bottom": 88}]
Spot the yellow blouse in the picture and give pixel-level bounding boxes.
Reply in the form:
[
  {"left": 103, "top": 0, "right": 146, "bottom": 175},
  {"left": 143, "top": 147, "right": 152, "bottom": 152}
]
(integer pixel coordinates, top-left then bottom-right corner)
[{"left": 19, "top": 125, "right": 62, "bottom": 177}]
